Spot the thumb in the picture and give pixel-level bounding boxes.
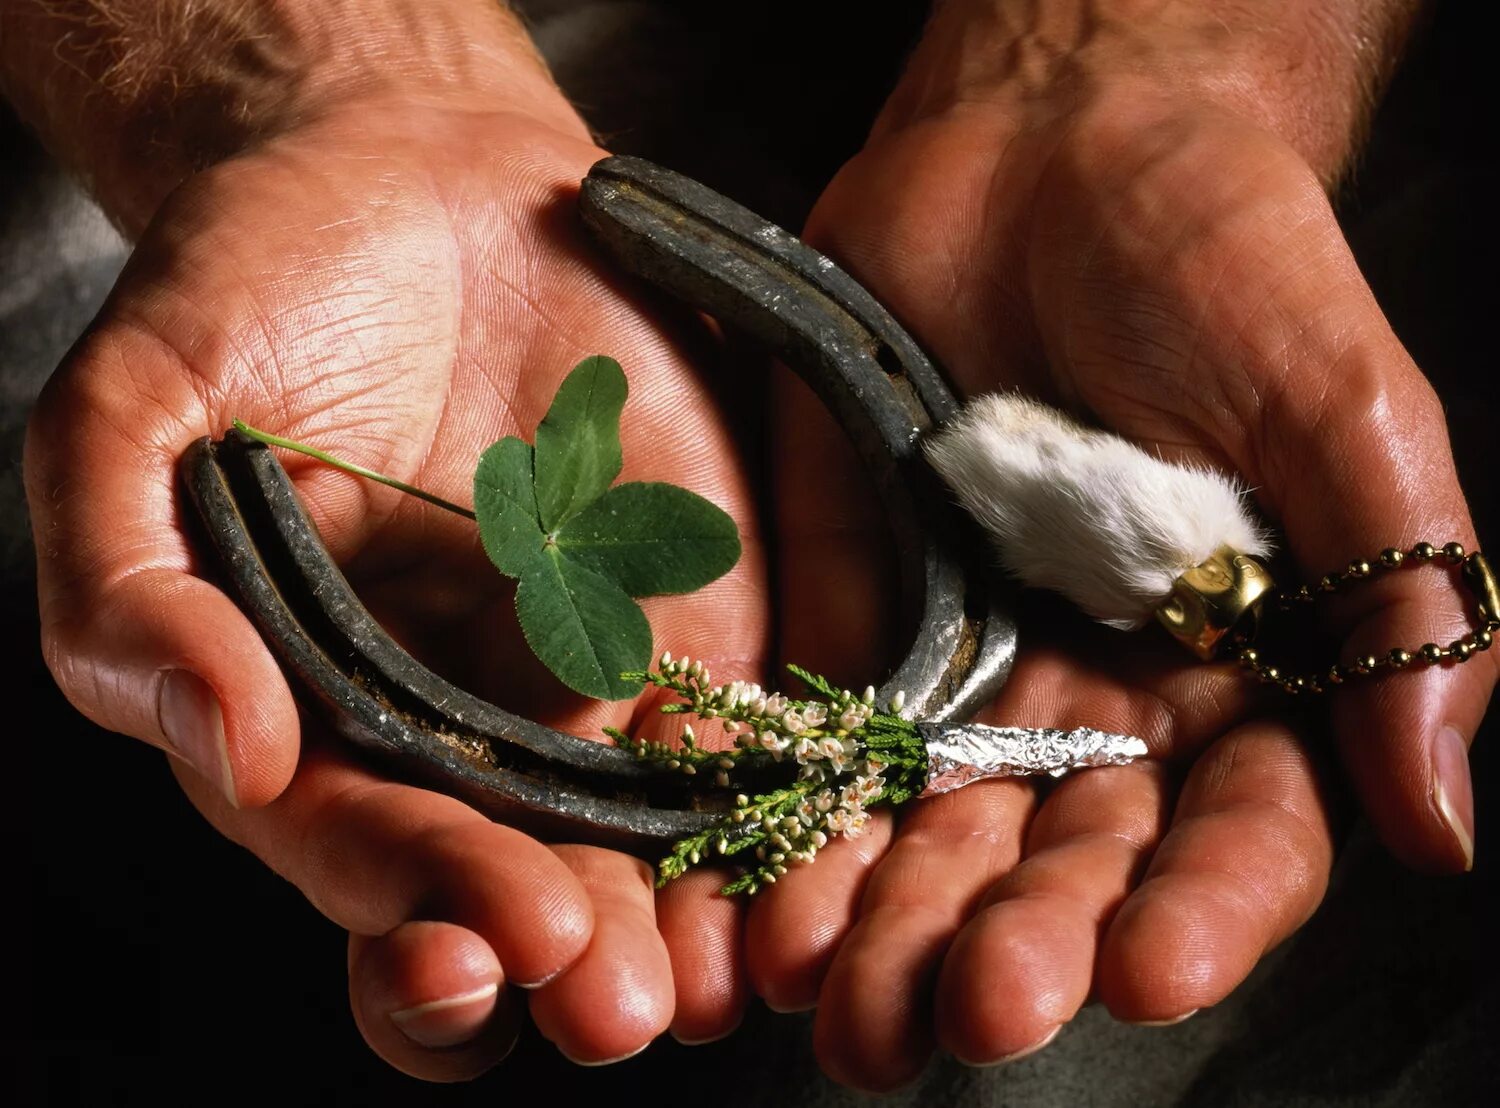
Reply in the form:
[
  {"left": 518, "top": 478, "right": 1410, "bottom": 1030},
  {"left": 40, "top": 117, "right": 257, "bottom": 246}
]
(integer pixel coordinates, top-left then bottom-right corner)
[
  {"left": 1024, "top": 120, "right": 1493, "bottom": 872},
  {"left": 26, "top": 322, "right": 299, "bottom": 807},
  {"left": 1262, "top": 334, "right": 1491, "bottom": 873}
]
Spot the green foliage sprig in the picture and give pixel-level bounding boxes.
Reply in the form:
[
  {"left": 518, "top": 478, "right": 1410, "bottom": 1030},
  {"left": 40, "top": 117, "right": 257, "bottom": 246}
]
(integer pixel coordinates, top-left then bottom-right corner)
[{"left": 609, "top": 655, "right": 929, "bottom": 895}]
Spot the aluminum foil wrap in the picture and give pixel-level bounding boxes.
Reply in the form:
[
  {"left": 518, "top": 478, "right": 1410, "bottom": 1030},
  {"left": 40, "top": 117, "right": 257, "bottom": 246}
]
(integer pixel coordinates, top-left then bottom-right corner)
[{"left": 917, "top": 721, "right": 1149, "bottom": 796}]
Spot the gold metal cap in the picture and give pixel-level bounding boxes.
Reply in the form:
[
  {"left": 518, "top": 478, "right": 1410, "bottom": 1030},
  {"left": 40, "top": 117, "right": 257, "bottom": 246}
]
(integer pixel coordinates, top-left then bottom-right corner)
[
  {"left": 1156, "top": 546, "right": 1275, "bottom": 660},
  {"left": 1463, "top": 551, "right": 1500, "bottom": 629}
]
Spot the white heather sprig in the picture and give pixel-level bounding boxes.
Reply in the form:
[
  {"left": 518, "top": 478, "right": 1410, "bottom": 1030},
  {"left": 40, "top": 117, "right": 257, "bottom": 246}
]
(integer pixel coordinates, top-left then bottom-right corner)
[{"left": 607, "top": 655, "right": 929, "bottom": 895}]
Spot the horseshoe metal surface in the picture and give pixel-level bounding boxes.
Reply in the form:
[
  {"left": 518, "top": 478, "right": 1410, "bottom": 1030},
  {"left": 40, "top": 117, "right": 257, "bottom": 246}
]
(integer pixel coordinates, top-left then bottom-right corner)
[{"left": 180, "top": 155, "right": 1017, "bottom": 852}]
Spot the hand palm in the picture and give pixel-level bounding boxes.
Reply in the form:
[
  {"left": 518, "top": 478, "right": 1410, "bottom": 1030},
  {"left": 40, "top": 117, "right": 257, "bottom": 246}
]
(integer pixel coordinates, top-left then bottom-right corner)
[
  {"left": 28, "top": 100, "right": 767, "bottom": 1074},
  {"left": 736, "top": 101, "right": 1387, "bottom": 1088},
  {"left": 167, "top": 106, "right": 761, "bottom": 706}
]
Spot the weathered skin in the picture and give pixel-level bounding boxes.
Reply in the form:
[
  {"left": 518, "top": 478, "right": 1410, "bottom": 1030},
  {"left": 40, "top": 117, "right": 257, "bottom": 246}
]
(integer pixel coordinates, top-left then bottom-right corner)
[{"left": 182, "top": 155, "right": 1017, "bottom": 849}]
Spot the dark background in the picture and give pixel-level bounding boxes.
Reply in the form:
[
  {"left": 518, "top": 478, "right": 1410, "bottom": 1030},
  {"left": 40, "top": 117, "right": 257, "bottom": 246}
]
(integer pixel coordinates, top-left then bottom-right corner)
[{"left": 6, "top": 2, "right": 1496, "bottom": 1103}]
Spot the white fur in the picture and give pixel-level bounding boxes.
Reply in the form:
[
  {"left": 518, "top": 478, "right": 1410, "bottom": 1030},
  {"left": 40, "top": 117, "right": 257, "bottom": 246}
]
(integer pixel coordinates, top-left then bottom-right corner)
[{"left": 924, "top": 394, "right": 1271, "bottom": 630}]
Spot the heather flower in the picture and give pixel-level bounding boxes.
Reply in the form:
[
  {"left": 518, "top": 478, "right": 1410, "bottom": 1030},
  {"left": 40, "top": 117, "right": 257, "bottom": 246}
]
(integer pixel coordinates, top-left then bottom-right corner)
[{"left": 615, "top": 661, "right": 921, "bottom": 894}]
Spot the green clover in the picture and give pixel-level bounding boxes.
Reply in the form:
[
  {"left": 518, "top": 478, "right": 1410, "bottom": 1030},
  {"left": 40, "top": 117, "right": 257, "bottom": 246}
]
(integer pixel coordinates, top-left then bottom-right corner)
[{"left": 236, "top": 356, "right": 741, "bottom": 701}]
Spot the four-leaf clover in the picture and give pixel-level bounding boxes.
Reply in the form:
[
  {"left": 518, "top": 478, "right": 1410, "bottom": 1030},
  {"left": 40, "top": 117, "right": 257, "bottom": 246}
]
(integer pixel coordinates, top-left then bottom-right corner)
[{"left": 473, "top": 356, "right": 740, "bottom": 699}]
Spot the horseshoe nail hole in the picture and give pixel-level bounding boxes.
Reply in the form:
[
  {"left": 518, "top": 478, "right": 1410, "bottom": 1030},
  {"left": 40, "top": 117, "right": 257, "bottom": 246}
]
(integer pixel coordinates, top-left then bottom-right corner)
[{"left": 875, "top": 343, "right": 904, "bottom": 378}]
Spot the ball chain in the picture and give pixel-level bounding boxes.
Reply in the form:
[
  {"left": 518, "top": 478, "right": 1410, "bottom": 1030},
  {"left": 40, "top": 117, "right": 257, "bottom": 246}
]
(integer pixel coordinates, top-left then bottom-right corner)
[{"left": 1229, "top": 541, "right": 1498, "bottom": 696}]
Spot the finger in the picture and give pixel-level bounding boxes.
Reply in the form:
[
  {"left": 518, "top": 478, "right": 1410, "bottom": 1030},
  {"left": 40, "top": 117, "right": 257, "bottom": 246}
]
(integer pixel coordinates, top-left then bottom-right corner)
[
  {"left": 756, "top": 353, "right": 909, "bottom": 1027},
  {"left": 1329, "top": 566, "right": 1490, "bottom": 874},
  {"left": 655, "top": 868, "right": 748, "bottom": 1045},
  {"left": 529, "top": 845, "right": 675, "bottom": 1065},
  {"left": 1027, "top": 116, "right": 1492, "bottom": 871},
  {"left": 811, "top": 780, "right": 1036, "bottom": 1092},
  {"left": 1097, "top": 718, "right": 1337, "bottom": 1023},
  {"left": 744, "top": 809, "right": 894, "bottom": 1012},
  {"left": 977, "top": 602, "right": 1259, "bottom": 760},
  {"left": 25, "top": 325, "right": 300, "bottom": 808},
  {"left": 1261, "top": 338, "right": 1490, "bottom": 874},
  {"left": 935, "top": 761, "right": 1170, "bottom": 1065},
  {"left": 348, "top": 921, "right": 519, "bottom": 1081},
  {"left": 771, "top": 365, "right": 898, "bottom": 686},
  {"left": 172, "top": 742, "right": 594, "bottom": 988}
]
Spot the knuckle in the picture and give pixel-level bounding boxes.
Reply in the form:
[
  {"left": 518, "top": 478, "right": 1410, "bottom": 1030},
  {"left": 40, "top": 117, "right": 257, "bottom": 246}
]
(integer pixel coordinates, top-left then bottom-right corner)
[
  {"left": 393, "top": 819, "right": 502, "bottom": 894},
  {"left": 37, "top": 616, "right": 101, "bottom": 718},
  {"left": 980, "top": 880, "right": 1082, "bottom": 932},
  {"left": 1035, "top": 762, "right": 1166, "bottom": 846},
  {"left": 35, "top": 564, "right": 142, "bottom": 723},
  {"left": 25, "top": 326, "right": 209, "bottom": 574},
  {"left": 38, "top": 322, "right": 205, "bottom": 449},
  {"left": 1036, "top": 104, "right": 1344, "bottom": 465},
  {"left": 1261, "top": 345, "right": 1451, "bottom": 520},
  {"left": 292, "top": 780, "right": 424, "bottom": 924},
  {"left": 551, "top": 843, "right": 654, "bottom": 896},
  {"left": 1278, "top": 351, "right": 1394, "bottom": 445}
]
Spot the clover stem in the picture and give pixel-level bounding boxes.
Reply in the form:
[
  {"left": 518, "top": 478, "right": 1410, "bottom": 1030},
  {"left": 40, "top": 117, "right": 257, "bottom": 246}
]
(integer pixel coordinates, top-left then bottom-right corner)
[{"left": 231, "top": 419, "right": 478, "bottom": 521}]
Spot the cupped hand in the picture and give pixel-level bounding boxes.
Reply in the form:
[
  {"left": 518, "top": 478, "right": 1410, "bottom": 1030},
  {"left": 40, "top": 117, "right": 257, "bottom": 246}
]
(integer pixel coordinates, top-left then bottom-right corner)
[
  {"left": 25, "top": 91, "right": 767, "bottom": 1076},
  {"left": 685, "top": 14, "right": 1492, "bottom": 1091}
]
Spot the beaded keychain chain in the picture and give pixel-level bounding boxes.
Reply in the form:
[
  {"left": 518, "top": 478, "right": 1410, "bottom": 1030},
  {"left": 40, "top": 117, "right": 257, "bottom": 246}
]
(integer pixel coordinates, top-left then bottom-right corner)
[{"left": 1225, "top": 540, "right": 1496, "bottom": 694}]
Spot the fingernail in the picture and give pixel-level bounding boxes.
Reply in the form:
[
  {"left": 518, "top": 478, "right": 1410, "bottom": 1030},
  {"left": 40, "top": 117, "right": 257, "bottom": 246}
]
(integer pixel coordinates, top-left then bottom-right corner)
[
  {"left": 511, "top": 964, "right": 567, "bottom": 990},
  {"left": 158, "top": 670, "right": 236, "bottom": 806},
  {"left": 764, "top": 998, "right": 817, "bottom": 1014},
  {"left": 560, "top": 1041, "right": 650, "bottom": 1067},
  {"left": 669, "top": 1032, "right": 731, "bottom": 1046},
  {"left": 1433, "top": 726, "right": 1475, "bottom": 871},
  {"left": 958, "top": 1024, "right": 1061, "bottom": 1068},
  {"left": 670, "top": 1015, "right": 743, "bottom": 1046},
  {"left": 390, "top": 982, "right": 499, "bottom": 1048},
  {"left": 1125, "top": 1009, "right": 1198, "bottom": 1027}
]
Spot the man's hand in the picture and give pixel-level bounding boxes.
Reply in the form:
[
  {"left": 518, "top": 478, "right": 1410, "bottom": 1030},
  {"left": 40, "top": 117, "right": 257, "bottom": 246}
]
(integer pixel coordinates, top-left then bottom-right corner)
[
  {"left": 8, "top": 0, "right": 765, "bottom": 1078},
  {"left": 725, "top": 0, "right": 1491, "bottom": 1089}
]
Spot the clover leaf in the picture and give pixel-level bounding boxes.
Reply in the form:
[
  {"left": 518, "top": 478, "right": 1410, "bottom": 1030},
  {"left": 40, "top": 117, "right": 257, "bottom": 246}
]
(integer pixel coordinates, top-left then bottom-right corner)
[
  {"left": 515, "top": 551, "right": 653, "bottom": 701},
  {"left": 472, "top": 356, "right": 741, "bottom": 699},
  {"left": 235, "top": 355, "right": 741, "bottom": 703},
  {"left": 555, "top": 482, "right": 741, "bottom": 596},
  {"left": 473, "top": 436, "right": 541, "bottom": 576},
  {"left": 533, "top": 354, "right": 628, "bottom": 530}
]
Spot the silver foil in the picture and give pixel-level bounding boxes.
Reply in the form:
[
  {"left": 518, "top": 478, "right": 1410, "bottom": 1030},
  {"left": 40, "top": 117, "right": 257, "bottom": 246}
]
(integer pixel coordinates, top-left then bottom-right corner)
[{"left": 917, "top": 721, "right": 1149, "bottom": 796}]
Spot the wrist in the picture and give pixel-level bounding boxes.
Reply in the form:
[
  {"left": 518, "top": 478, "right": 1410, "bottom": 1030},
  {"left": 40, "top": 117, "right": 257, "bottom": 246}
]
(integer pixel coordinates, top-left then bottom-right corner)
[
  {"left": 877, "top": 0, "right": 1420, "bottom": 183},
  {"left": 0, "top": 0, "right": 582, "bottom": 234},
  {"left": 263, "top": 1, "right": 575, "bottom": 125}
]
